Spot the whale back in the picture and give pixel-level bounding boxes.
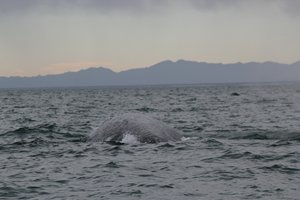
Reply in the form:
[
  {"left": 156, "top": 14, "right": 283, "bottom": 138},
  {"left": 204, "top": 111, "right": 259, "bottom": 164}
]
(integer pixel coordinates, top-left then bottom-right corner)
[{"left": 88, "top": 113, "right": 182, "bottom": 143}]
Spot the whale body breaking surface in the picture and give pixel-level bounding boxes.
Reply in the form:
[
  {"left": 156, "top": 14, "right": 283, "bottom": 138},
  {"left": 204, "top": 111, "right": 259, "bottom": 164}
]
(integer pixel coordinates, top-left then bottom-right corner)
[{"left": 88, "top": 113, "right": 182, "bottom": 143}]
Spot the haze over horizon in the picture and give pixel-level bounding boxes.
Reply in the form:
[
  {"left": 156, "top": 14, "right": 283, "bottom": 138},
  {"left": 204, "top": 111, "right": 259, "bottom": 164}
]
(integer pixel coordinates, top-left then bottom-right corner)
[
  {"left": 1, "top": 59, "right": 300, "bottom": 78},
  {"left": 1, "top": 0, "right": 300, "bottom": 76}
]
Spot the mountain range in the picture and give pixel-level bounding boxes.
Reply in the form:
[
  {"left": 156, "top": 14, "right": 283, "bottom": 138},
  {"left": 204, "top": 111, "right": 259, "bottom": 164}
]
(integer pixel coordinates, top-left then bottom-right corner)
[{"left": 1, "top": 60, "right": 300, "bottom": 88}]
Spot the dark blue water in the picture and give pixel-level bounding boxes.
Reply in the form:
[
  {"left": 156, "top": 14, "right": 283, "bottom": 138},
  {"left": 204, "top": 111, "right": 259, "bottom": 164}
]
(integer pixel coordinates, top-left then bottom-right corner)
[{"left": 0, "top": 84, "right": 299, "bottom": 199}]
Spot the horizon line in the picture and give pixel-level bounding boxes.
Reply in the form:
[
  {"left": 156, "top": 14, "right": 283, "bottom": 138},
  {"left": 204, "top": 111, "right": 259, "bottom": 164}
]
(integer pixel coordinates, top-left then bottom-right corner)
[{"left": 1, "top": 59, "right": 299, "bottom": 78}]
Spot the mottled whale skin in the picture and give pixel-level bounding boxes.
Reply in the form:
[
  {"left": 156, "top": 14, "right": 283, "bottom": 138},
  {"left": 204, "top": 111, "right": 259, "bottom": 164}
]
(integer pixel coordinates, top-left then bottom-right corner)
[{"left": 88, "top": 113, "right": 182, "bottom": 143}]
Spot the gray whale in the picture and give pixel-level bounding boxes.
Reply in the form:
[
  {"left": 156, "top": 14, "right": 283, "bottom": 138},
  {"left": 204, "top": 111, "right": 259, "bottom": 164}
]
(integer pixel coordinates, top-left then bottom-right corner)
[{"left": 88, "top": 113, "right": 182, "bottom": 143}]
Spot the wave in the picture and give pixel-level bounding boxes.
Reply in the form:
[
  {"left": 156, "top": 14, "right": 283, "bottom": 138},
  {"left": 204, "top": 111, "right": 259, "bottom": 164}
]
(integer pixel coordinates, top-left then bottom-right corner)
[
  {"left": 231, "top": 131, "right": 300, "bottom": 141},
  {"left": 201, "top": 149, "right": 299, "bottom": 164},
  {"left": 135, "top": 106, "right": 158, "bottom": 112},
  {"left": 0, "top": 123, "right": 87, "bottom": 147},
  {"left": 205, "top": 130, "right": 300, "bottom": 141},
  {"left": 259, "top": 164, "right": 300, "bottom": 174}
]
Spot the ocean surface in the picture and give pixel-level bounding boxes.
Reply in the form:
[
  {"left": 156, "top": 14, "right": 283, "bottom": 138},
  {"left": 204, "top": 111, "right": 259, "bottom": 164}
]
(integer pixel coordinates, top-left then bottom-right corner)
[{"left": 0, "top": 83, "right": 299, "bottom": 200}]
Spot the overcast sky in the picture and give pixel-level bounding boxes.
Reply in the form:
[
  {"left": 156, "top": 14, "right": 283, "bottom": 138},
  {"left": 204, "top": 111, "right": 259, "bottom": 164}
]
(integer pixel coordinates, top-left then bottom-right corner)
[{"left": 0, "top": 0, "right": 299, "bottom": 76}]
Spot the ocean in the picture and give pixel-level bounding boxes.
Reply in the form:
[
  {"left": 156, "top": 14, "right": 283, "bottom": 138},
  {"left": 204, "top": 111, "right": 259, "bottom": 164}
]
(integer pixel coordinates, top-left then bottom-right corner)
[{"left": 0, "top": 83, "right": 299, "bottom": 199}]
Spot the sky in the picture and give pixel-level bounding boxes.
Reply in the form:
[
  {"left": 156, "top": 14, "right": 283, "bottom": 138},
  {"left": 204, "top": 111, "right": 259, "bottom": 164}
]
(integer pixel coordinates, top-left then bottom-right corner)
[{"left": 0, "top": 0, "right": 300, "bottom": 77}]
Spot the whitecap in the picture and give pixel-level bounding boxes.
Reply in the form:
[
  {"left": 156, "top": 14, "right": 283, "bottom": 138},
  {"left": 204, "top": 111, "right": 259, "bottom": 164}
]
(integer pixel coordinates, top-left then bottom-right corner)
[{"left": 121, "top": 133, "right": 139, "bottom": 144}]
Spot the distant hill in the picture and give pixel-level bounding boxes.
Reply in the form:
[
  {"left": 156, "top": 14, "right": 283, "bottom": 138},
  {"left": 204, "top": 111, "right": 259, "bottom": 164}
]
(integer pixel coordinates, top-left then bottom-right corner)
[{"left": 1, "top": 60, "right": 300, "bottom": 88}]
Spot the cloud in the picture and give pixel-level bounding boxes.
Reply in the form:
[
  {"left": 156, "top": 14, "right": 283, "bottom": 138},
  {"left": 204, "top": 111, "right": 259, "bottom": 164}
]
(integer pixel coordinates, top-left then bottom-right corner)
[
  {"left": 0, "top": 0, "right": 164, "bottom": 15},
  {"left": 186, "top": 0, "right": 241, "bottom": 10},
  {"left": 277, "top": 0, "right": 300, "bottom": 17},
  {"left": 0, "top": 0, "right": 299, "bottom": 16},
  {"left": 0, "top": 0, "right": 37, "bottom": 14},
  {"left": 187, "top": 0, "right": 300, "bottom": 18}
]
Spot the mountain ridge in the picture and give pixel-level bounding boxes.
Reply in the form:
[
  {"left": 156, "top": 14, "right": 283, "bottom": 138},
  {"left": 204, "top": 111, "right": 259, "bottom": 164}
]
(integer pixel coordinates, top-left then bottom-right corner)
[{"left": 0, "top": 60, "right": 300, "bottom": 88}]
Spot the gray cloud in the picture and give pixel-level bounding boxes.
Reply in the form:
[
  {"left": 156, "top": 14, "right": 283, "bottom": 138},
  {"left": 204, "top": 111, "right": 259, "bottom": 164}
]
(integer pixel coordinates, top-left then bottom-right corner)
[
  {"left": 189, "top": 0, "right": 300, "bottom": 15},
  {"left": 0, "top": 0, "right": 37, "bottom": 14},
  {"left": 277, "top": 0, "right": 300, "bottom": 17},
  {"left": 0, "top": 0, "right": 162, "bottom": 14},
  {"left": 187, "top": 0, "right": 241, "bottom": 10},
  {"left": 0, "top": 0, "right": 300, "bottom": 16}
]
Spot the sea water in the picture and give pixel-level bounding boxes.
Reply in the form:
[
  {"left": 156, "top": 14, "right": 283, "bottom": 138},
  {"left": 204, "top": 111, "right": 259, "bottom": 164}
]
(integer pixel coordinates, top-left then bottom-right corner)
[{"left": 0, "top": 84, "right": 299, "bottom": 199}]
